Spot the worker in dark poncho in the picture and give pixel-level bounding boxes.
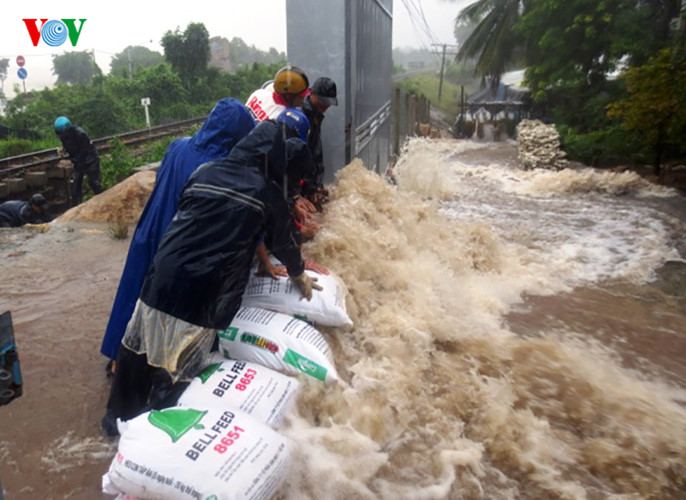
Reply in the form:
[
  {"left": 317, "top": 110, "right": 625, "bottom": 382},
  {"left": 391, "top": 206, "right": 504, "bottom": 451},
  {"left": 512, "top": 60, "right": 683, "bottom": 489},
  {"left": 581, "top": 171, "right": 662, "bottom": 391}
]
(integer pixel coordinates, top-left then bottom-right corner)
[
  {"left": 101, "top": 108, "right": 321, "bottom": 436},
  {"left": 0, "top": 193, "right": 52, "bottom": 228},
  {"left": 99, "top": 98, "right": 255, "bottom": 375},
  {"left": 301, "top": 76, "right": 338, "bottom": 208},
  {"left": 54, "top": 116, "right": 102, "bottom": 206}
]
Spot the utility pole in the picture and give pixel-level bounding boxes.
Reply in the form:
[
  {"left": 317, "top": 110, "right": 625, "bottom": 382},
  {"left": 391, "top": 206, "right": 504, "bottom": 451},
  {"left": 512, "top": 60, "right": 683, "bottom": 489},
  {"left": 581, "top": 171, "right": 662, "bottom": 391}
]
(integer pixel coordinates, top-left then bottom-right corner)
[{"left": 431, "top": 43, "right": 459, "bottom": 102}]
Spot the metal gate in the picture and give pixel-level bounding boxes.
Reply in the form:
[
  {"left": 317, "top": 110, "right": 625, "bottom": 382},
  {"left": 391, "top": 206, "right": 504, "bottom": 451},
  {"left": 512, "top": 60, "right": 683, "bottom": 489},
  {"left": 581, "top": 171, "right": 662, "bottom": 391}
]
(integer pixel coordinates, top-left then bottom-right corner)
[{"left": 287, "top": 0, "right": 393, "bottom": 181}]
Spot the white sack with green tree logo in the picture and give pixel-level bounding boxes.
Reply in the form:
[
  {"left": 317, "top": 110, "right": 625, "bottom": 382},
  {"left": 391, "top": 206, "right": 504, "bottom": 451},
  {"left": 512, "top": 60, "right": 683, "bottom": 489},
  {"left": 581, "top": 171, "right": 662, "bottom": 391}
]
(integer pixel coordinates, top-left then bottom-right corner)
[
  {"left": 178, "top": 359, "right": 300, "bottom": 426},
  {"left": 217, "top": 306, "right": 339, "bottom": 384},
  {"left": 102, "top": 406, "right": 289, "bottom": 499}
]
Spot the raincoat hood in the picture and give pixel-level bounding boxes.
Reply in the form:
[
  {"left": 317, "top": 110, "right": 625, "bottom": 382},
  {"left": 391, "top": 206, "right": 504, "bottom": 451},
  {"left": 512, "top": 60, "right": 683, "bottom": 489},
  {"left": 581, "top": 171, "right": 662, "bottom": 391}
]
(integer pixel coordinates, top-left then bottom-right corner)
[
  {"left": 189, "top": 98, "right": 255, "bottom": 159},
  {"left": 228, "top": 120, "right": 310, "bottom": 189}
]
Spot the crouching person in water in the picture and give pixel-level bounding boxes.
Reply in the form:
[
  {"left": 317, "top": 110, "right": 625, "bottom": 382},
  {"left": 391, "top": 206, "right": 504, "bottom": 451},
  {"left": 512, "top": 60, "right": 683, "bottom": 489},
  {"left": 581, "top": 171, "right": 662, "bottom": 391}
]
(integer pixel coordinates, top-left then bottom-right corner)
[
  {"left": 0, "top": 193, "right": 52, "bottom": 228},
  {"left": 101, "top": 109, "right": 322, "bottom": 436}
]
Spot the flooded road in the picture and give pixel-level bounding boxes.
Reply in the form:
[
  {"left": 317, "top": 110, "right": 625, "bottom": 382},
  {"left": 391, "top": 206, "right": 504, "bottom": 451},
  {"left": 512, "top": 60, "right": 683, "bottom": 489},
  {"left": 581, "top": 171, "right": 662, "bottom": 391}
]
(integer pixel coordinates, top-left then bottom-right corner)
[
  {"left": 1, "top": 140, "right": 685, "bottom": 499},
  {"left": 0, "top": 224, "right": 127, "bottom": 499}
]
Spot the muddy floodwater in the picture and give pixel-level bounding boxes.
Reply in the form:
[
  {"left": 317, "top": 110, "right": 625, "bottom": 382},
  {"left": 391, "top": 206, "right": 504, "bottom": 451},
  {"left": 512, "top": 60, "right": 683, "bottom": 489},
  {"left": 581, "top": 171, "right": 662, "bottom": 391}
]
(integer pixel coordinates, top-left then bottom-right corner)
[
  {"left": 0, "top": 224, "right": 128, "bottom": 498},
  {"left": 1, "top": 140, "right": 685, "bottom": 499}
]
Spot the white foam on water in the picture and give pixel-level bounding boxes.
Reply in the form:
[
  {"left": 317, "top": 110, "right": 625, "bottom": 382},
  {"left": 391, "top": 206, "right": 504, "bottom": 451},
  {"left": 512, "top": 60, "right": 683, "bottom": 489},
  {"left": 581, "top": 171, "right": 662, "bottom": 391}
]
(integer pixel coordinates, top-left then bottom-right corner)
[
  {"left": 278, "top": 141, "right": 686, "bottom": 499},
  {"left": 423, "top": 144, "right": 683, "bottom": 288},
  {"left": 40, "top": 432, "right": 116, "bottom": 473},
  {"left": 0, "top": 440, "right": 18, "bottom": 471}
]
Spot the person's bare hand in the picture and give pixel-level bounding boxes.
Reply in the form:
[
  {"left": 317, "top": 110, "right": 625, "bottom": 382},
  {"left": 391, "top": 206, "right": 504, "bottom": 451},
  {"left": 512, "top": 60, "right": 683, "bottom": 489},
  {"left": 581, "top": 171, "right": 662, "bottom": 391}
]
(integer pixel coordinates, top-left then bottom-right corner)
[
  {"left": 293, "top": 204, "right": 312, "bottom": 224},
  {"left": 23, "top": 223, "right": 51, "bottom": 233},
  {"left": 256, "top": 261, "right": 287, "bottom": 280},
  {"left": 305, "top": 259, "right": 329, "bottom": 275},
  {"left": 290, "top": 272, "right": 323, "bottom": 300},
  {"left": 295, "top": 196, "right": 316, "bottom": 214},
  {"left": 300, "top": 219, "right": 319, "bottom": 241}
]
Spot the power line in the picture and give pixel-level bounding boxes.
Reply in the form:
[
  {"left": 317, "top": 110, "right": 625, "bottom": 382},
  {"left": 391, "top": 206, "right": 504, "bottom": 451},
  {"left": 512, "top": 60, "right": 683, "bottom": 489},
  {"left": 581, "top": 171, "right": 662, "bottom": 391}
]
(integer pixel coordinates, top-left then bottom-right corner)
[
  {"left": 400, "top": 0, "right": 431, "bottom": 51},
  {"left": 400, "top": 0, "right": 443, "bottom": 52}
]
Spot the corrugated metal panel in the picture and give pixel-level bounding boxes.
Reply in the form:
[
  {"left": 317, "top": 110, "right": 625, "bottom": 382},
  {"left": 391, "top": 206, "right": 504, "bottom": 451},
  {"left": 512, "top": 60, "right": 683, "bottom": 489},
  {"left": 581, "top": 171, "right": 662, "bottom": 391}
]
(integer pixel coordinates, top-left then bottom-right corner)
[
  {"left": 287, "top": 0, "right": 392, "bottom": 179},
  {"left": 351, "top": 0, "right": 392, "bottom": 174}
]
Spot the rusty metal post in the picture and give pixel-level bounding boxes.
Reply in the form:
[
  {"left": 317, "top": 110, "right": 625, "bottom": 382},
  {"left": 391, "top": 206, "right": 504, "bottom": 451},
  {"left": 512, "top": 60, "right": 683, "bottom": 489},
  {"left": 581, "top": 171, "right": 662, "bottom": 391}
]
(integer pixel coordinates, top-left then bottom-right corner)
[{"left": 404, "top": 92, "right": 411, "bottom": 138}]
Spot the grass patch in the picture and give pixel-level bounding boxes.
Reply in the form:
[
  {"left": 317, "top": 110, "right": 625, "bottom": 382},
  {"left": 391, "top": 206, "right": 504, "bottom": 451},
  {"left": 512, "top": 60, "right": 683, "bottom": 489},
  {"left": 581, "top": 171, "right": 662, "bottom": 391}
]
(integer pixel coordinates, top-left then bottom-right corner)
[
  {"left": 0, "top": 137, "right": 60, "bottom": 158},
  {"left": 397, "top": 73, "right": 481, "bottom": 124},
  {"left": 107, "top": 219, "right": 129, "bottom": 240}
]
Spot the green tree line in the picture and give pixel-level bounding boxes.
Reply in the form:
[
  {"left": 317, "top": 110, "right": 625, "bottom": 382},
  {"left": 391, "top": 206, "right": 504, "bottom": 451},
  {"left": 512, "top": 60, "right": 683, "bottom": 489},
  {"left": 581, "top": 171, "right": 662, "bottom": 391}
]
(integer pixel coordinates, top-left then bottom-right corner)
[
  {"left": 1, "top": 23, "right": 284, "bottom": 155},
  {"left": 452, "top": 0, "right": 686, "bottom": 172}
]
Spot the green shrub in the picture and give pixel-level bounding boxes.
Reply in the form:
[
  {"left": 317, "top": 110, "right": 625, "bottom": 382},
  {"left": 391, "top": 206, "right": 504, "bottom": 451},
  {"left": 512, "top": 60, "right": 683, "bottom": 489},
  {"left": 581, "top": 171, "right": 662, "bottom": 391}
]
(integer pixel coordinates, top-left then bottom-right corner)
[
  {"left": 558, "top": 124, "right": 644, "bottom": 167},
  {"left": 0, "top": 137, "right": 59, "bottom": 158},
  {"left": 100, "top": 138, "right": 137, "bottom": 189},
  {"left": 100, "top": 135, "right": 186, "bottom": 190},
  {"left": 0, "top": 138, "right": 35, "bottom": 157},
  {"left": 139, "top": 137, "right": 176, "bottom": 164}
]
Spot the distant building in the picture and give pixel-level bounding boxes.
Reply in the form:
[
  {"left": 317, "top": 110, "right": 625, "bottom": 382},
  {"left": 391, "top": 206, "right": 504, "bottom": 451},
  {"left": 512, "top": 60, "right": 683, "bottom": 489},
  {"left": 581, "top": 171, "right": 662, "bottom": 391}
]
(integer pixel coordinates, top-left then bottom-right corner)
[
  {"left": 209, "top": 37, "right": 231, "bottom": 72},
  {"left": 454, "top": 70, "right": 531, "bottom": 139}
]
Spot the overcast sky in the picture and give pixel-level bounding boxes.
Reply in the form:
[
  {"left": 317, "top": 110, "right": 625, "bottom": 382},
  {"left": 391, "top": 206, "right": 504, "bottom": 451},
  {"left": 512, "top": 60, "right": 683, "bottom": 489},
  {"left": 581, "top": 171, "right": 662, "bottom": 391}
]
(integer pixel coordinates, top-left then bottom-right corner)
[{"left": 0, "top": 0, "right": 467, "bottom": 97}]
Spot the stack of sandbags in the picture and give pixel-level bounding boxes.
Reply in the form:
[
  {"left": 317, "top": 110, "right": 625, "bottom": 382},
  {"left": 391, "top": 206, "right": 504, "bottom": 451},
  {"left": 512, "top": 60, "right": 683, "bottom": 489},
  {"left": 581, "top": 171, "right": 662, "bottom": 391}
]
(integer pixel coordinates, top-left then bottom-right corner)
[
  {"left": 102, "top": 266, "right": 352, "bottom": 499},
  {"left": 516, "top": 119, "right": 568, "bottom": 171}
]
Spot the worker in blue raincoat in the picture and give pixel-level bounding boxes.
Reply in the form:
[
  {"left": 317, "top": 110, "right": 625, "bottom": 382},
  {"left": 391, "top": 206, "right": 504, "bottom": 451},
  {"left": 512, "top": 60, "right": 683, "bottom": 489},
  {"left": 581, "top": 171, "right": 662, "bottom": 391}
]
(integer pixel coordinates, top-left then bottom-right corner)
[{"left": 100, "top": 98, "right": 255, "bottom": 375}]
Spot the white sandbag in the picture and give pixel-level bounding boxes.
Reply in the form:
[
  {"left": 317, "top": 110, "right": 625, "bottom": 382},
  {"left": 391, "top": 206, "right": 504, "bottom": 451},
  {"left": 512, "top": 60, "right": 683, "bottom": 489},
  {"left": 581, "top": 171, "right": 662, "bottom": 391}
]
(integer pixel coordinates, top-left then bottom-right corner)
[
  {"left": 242, "top": 270, "right": 353, "bottom": 327},
  {"left": 217, "top": 306, "right": 339, "bottom": 384},
  {"left": 102, "top": 406, "right": 290, "bottom": 500},
  {"left": 177, "top": 359, "right": 299, "bottom": 426}
]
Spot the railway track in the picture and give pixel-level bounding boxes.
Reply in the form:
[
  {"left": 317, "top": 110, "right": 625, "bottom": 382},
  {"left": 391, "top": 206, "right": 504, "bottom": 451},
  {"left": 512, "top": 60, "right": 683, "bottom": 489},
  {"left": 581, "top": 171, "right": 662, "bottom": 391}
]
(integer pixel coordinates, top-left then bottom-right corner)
[{"left": 0, "top": 116, "right": 206, "bottom": 181}]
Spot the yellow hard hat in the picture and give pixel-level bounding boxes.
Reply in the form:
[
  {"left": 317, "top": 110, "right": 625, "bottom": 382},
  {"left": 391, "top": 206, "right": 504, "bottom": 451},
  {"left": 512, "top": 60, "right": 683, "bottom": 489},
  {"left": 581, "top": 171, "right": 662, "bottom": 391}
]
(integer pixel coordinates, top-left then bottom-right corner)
[{"left": 273, "top": 65, "right": 309, "bottom": 96}]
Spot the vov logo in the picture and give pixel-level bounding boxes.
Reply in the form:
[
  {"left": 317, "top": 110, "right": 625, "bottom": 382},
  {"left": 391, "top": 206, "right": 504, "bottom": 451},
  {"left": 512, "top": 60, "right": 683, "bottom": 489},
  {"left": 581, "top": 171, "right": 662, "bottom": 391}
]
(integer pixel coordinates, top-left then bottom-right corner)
[{"left": 22, "top": 19, "right": 87, "bottom": 47}]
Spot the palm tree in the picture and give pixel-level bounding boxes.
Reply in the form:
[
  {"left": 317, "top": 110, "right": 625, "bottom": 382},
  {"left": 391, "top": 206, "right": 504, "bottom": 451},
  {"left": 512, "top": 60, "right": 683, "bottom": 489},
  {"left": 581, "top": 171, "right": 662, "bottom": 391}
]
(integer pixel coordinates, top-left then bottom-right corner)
[{"left": 450, "top": 0, "right": 525, "bottom": 87}]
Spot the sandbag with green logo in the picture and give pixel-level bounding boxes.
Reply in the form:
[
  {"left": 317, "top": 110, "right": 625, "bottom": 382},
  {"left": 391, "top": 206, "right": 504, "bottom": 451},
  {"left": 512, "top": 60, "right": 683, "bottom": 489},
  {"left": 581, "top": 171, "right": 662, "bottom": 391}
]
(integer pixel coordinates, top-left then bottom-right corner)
[
  {"left": 177, "top": 359, "right": 300, "bottom": 426},
  {"left": 102, "top": 406, "right": 290, "bottom": 499},
  {"left": 217, "top": 306, "right": 339, "bottom": 384}
]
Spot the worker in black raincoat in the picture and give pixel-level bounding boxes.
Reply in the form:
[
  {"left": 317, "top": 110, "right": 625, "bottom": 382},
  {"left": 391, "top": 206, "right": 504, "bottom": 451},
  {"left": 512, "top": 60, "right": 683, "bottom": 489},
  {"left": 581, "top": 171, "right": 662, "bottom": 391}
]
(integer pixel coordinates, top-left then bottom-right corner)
[
  {"left": 101, "top": 109, "right": 321, "bottom": 436},
  {"left": 54, "top": 116, "right": 102, "bottom": 206},
  {"left": 301, "top": 76, "right": 338, "bottom": 207}
]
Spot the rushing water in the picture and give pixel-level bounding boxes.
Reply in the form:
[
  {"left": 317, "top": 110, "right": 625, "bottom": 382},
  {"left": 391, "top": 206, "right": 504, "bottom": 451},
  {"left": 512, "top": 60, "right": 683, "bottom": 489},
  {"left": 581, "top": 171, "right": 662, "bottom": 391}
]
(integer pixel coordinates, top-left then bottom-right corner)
[
  {"left": 1, "top": 139, "right": 685, "bottom": 499},
  {"left": 282, "top": 139, "right": 686, "bottom": 499}
]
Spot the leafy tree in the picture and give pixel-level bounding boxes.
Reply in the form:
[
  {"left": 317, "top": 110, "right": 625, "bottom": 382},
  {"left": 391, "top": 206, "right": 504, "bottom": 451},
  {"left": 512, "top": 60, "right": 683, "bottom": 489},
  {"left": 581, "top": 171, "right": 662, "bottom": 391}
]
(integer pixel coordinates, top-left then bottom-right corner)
[
  {"left": 451, "top": 0, "right": 677, "bottom": 88},
  {"left": 448, "top": 0, "right": 686, "bottom": 166},
  {"left": 110, "top": 45, "right": 164, "bottom": 78},
  {"left": 76, "top": 84, "right": 133, "bottom": 137},
  {"left": 267, "top": 48, "right": 284, "bottom": 63},
  {"left": 52, "top": 51, "right": 102, "bottom": 85},
  {"left": 631, "top": 0, "right": 683, "bottom": 65},
  {"left": 0, "top": 58, "right": 8, "bottom": 93},
  {"left": 607, "top": 46, "right": 686, "bottom": 175},
  {"left": 452, "top": 0, "right": 524, "bottom": 86},
  {"left": 226, "top": 37, "right": 285, "bottom": 68},
  {"left": 3, "top": 56, "right": 282, "bottom": 144},
  {"left": 518, "top": 0, "right": 644, "bottom": 99},
  {"left": 161, "top": 22, "right": 211, "bottom": 86}
]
